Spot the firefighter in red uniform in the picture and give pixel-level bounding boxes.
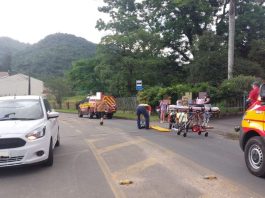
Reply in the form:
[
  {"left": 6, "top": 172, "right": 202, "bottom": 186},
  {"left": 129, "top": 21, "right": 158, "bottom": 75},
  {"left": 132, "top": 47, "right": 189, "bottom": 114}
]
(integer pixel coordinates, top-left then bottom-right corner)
[{"left": 246, "top": 82, "right": 260, "bottom": 108}]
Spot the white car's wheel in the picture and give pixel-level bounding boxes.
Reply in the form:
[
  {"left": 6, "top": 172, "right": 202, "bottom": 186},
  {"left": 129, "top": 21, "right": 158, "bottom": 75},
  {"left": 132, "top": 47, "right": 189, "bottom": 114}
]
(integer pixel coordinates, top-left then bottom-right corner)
[
  {"left": 55, "top": 130, "right": 60, "bottom": 147},
  {"left": 43, "top": 139, "right": 54, "bottom": 167}
]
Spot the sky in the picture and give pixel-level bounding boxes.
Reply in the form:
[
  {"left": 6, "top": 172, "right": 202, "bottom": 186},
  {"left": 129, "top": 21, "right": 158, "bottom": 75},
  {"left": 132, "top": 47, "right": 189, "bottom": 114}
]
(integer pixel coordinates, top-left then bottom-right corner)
[{"left": 0, "top": 0, "right": 109, "bottom": 44}]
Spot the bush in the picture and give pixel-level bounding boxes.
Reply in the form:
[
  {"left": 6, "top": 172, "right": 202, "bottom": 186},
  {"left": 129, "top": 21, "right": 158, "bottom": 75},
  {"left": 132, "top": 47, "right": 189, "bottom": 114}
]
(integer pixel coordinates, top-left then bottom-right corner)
[
  {"left": 190, "top": 82, "right": 221, "bottom": 103},
  {"left": 137, "top": 75, "right": 260, "bottom": 108},
  {"left": 220, "top": 75, "right": 261, "bottom": 98},
  {"left": 137, "top": 86, "right": 162, "bottom": 107},
  {"left": 137, "top": 83, "right": 219, "bottom": 106}
]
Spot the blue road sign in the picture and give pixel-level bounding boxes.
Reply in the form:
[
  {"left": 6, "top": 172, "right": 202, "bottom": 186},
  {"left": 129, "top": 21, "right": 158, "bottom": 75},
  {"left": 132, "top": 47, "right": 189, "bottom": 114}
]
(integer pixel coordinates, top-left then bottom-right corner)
[
  {"left": 136, "top": 85, "right": 143, "bottom": 91},
  {"left": 136, "top": 80, "right": 143, "bottom": 91}
]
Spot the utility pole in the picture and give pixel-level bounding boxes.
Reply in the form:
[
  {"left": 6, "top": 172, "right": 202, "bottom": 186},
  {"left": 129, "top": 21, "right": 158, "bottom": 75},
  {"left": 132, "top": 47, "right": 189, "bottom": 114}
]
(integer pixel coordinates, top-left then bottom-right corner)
[
  {"left": 28, "top": 72, "right": 31, "bottom": 95},
  {"left": 228, "top": 0, "right": 235, "bottom": 79}
]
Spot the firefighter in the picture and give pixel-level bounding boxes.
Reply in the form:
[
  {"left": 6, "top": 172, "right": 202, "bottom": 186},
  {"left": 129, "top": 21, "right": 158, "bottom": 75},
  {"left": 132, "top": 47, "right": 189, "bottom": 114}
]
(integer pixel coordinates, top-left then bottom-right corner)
[
  {"left": 95, "top": 100, "right": 109, "bottom": 125},
  {"left": 136, "top": 104, "right": 151, "bottom": 129},
  {"left": 246, "top": 81, "right": 260, "bottom": 108}
]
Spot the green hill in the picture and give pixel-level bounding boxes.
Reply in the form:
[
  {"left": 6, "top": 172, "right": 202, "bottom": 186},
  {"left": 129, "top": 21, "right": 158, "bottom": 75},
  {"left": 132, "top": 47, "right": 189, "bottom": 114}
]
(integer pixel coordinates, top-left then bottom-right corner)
[
  {"left": 0, "top": 37, "right": 29, "bottom": 71},
  {"left": 0, "top": 33, "right": 97, "bottom": 79}
]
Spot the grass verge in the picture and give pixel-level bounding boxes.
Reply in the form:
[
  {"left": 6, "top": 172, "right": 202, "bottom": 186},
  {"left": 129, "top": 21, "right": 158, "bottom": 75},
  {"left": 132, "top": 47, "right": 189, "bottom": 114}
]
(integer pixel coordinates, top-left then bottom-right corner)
[
  {"left": 55, "top": 109, "right": 76, "bottom": 114},
  {"left": 55, "top": 109, "right": 159, "bottom": 121},
  {"left": 114, "top": 110, "right": 159, "bottom": 122}
]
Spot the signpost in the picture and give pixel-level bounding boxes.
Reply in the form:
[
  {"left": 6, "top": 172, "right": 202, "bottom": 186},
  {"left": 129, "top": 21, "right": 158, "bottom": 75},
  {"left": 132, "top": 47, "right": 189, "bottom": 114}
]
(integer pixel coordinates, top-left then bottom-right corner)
[{"left": 136, "top": 80, "right": 143, "bottom": 91}]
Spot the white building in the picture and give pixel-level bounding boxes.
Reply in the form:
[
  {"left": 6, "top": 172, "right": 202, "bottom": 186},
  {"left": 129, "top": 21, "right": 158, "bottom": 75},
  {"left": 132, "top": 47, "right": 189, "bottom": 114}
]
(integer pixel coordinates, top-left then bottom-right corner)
[
  {"left": 0, "top": 73, "right": 44, "bottom": 96},
  {"left": 0, "top": 72, "right": 9, "bottom": 78}
]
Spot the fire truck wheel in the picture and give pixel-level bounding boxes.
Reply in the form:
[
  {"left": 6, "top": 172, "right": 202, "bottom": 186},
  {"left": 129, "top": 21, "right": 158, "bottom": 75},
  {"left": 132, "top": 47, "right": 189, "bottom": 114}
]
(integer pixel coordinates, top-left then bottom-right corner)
[
  {"left": 78, "top": 110, "right": 83, "bottom": 117},
  {"left": 107, "top": 113, "right": 113, "bottom": 119},
  {"left": 245, "top": 136, "right": 265, "bottom": 177},
  {"left": 88, "top": 112, "right": 93, "bottom": 119}
]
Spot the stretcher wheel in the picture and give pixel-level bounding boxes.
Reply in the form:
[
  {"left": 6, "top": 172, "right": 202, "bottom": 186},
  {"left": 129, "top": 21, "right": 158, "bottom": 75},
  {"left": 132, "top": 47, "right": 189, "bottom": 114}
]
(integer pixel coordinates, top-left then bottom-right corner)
[
  {"left": 198, "top": 131, "right": 201, "bottom": 135},
  {"left": 183, "top": 133, "right": 187, "bottom": 137},
  {"left": 205, "top": 132, "right": 208, "bottom": 137},
  {"left": 192, "top": 125, "right": 200, "bottom": 133}
]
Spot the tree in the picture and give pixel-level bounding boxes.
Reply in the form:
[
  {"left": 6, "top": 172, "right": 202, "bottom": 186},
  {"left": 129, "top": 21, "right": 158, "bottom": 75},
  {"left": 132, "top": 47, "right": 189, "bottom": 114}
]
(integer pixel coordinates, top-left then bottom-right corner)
[
  {"left": 234, "top": 57, "right": 264, "bottom": 77},
  {"left": 67, "top": 58, "right": 105, "bottom": 94},
  {"left": 235, "top": 1, "right": 265, "bottom": 57},
  {"left": 96, "top": 0, "right": 171, "bottom": 96},
  {"left": 186, "top": 32, "right": 227, "bottom": 85},
  {"left": 248, "top": 39, "right": 265, "bottom": 69},
  {"left": 92, "top": 0, "right": 265, "bottom": 97},
  {"left": 0, "top": 53, "right": 12, "bottom": 72},
  {"left": 45, "top": 77, "right": 73, "bottom": 109}
]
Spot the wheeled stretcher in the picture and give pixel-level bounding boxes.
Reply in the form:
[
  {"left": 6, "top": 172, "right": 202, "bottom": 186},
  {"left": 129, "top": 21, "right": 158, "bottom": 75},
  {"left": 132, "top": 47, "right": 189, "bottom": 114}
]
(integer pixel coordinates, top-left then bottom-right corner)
[{"left": 168, "top": 105, "right": 220, "bottom": 137}]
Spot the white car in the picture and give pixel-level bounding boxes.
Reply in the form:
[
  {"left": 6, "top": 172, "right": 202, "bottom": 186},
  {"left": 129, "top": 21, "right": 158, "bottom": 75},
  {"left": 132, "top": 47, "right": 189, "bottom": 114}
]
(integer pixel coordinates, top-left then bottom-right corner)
[{"left": 0, "top": 95, "right": 60, "bottom": 167}]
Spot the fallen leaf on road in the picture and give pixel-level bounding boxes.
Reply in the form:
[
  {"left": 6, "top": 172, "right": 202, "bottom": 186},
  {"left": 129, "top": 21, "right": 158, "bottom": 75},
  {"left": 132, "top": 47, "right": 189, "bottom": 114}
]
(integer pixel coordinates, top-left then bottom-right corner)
[
  {"left": 119, "top": 179, "right": 133, "bottom": 185},
  {"left": 203, "top": 175, "right": 217, "bottom": 180}
]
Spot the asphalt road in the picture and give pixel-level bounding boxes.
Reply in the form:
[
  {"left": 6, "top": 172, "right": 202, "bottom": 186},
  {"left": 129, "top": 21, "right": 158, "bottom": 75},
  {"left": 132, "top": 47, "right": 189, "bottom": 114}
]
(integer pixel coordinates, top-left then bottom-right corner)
[{"left": 0, "top": 113, "right": 264, "bottom": 198}]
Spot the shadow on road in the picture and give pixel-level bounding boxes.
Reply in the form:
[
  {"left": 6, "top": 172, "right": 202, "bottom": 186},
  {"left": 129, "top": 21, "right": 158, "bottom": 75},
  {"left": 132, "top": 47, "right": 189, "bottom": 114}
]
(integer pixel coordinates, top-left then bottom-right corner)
[{"left": 0, "top": 164, "right": 48, "bottom": 178}]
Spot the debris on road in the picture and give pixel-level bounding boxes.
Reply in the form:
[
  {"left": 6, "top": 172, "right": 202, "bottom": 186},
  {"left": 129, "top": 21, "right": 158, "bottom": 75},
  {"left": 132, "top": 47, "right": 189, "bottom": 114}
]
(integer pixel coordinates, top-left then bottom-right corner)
[
  {"left": 203, "top": 175, "right": 218, "bottom": 180},
  {"left": 119, "top": 179, "right": 133, "bottom": 185},
  {"left": 150, "top": 125, "right": 171, "bottom": 132}
]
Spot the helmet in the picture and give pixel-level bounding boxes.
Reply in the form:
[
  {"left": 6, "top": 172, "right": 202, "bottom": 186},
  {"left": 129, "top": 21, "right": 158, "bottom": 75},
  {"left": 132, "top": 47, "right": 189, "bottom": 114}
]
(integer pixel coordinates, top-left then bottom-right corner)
[{"left": 252, "top": 81, "right": 259, "bottom": 87}]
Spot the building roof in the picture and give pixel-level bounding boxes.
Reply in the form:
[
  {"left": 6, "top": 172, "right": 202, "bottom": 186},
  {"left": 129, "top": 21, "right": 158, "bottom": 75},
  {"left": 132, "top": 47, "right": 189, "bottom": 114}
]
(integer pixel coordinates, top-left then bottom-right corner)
[
  {"left": 0, "top": 73, "right": 44, "bottom": 96},
  {"left": 0, "top": 73, "right": 42, "bottom": 82}
]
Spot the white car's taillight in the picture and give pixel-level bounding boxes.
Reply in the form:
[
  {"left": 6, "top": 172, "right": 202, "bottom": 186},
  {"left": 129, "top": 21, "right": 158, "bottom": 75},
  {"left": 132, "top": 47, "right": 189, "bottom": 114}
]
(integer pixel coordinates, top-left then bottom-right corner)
[{"left": 26, "top": 126, "right": 46, "bottom": 141}]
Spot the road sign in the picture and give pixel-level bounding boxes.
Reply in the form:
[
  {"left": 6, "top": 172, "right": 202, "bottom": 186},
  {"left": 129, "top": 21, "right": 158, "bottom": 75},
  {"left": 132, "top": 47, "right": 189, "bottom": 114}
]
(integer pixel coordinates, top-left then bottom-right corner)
[{"left": 136, "top": 80, "right": 143, "bottom": 91}]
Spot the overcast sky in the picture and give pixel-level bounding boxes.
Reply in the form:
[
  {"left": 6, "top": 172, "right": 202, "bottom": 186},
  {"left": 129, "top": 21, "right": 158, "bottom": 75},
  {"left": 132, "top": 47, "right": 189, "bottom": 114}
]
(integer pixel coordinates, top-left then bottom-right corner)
[{"left": 0, "top": 0, "right": 109, "bottom": 44}]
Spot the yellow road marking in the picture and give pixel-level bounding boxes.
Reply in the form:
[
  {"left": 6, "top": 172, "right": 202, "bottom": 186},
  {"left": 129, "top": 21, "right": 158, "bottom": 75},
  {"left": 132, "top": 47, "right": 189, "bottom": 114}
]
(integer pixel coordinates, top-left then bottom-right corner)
[
  {"left": 136, "top": 137, "right": 262, "bottom": 198},
  {"left": 83, "top": 128, "right": 261, "bottom": 197},
  {"left": 97, "top": 138, "right": 146, "bottom": 154},
  {"left": 94, "top": 127, "right": 124, "bottom": 134},
  {"left": 112, "top": 157, "right": 157, "bottom": 180},
  {"left": 75, "top": 129, "right": 82, "bottom": 134},
  {"left": 86, "top": 139, "right": 126, "bottom": 198},
  {"left": 86, "top": 137, "right": 106, "bottom": 143},
  {"left": 150, "top": 125, "right": 171, "bottom": 132}
]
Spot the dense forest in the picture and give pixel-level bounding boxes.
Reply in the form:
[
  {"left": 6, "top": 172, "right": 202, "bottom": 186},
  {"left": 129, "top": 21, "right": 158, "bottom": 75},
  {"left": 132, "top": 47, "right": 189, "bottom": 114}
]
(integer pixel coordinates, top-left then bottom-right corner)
[
  {"left": 0, "top": 33, "right": 96, "bottom": 79},
  {"left": 0, "top": 37, "right": 29, "bottom": 72},
  {"left": 67, "top": 0, "right": 265, "bottom": 97}
]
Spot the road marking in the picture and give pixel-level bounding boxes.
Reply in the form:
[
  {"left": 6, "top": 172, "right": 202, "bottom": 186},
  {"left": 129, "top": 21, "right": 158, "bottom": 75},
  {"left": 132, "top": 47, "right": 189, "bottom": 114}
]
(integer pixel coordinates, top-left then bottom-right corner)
[
  {"left": 86, "top": 137, "right": 106, "bottom": 143},
  {"left": 86, "top": 139, "right": 126, "bottom": 198},
  {"left": 75, "top": 129, "right": 82, "bottom": 134},
  {"left": 89, "top": 133, "right": 109, "bottom": 137},
  {"left": 112, "top": 157, "right": 157, "bottom": 180},
  {"left": 78, "top": 119, "right": 262, "bottom": 198},
  {"left": 95, "top": 127, "right": 124, "bottom": 135},
  {"left": 97, "top": 138, "right": 146, "bottom": 154},
  {"left": 136, "top": 137, "right": 262, "bottom": 198}
]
